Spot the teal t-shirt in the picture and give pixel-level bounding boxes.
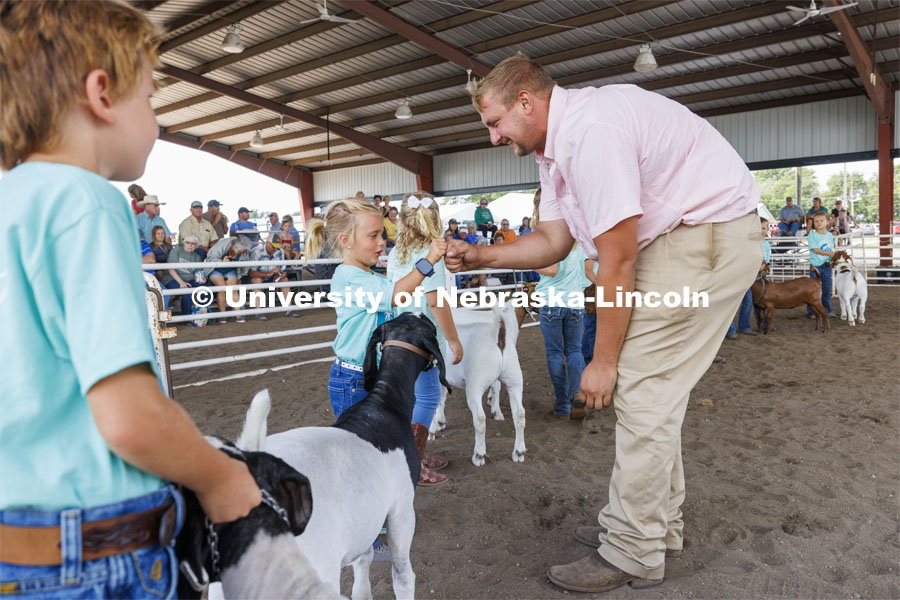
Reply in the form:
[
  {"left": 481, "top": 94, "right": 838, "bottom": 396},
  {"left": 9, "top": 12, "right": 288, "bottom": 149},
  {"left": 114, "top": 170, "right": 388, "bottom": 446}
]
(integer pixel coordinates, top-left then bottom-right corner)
[
  {"left": 331, "top": 264, "right": 394, "bottom": 366},
  {"left": 536, "top": 246, "right": 590, "bottom": 305},
  {"left": 763, "top": 239, "right": 771, "bottom": 264},
  {"left": 807, "top": 230, "right": 834, "bottom": 267},
  {"left": 0, "top": 162, "right": 164, "bottom": 509},
  {"left": 386, "top": 247, "right": 446, "bottom": 350}
]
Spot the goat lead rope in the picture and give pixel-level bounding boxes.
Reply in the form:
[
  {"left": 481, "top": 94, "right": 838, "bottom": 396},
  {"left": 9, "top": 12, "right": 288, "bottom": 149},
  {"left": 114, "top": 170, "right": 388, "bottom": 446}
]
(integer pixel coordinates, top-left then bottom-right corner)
[
  {"left": 205, "top": 517, "right": 221, "bottom": 578},
  {"left": 260, "top": 488, "right": 291, "bottom": 527}
]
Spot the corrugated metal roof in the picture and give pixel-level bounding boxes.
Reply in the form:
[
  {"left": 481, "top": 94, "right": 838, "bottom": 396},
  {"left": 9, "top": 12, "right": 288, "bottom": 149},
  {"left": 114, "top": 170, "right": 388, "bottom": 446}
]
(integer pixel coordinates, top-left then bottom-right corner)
[{"left": 144, "top": 0, "right": 899, "bottom": 172}]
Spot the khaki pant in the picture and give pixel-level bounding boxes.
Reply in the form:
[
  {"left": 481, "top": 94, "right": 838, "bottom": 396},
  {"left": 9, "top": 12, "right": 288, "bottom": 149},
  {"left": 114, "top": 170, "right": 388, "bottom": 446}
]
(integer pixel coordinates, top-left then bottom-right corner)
[{"left": 597, "top": 212, "right": 763, "bottom": 580}]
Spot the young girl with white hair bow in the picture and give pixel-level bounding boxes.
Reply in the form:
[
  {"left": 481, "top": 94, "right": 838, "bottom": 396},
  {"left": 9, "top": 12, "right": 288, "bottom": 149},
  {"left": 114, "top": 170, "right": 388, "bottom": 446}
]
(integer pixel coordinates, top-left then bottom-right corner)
[{"left": 386, "top": 191, "right": 464, "bottom": 486}]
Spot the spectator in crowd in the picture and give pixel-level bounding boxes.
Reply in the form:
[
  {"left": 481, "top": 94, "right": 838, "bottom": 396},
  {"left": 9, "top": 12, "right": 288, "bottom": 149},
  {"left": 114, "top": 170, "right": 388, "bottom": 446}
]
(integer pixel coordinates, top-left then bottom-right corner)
[
  {"left": 179, "top": 200, "right": 218, "bottom": 259},
  {"left": 203, "top": 199, "right": 228, "bottom": 240},
  {"left": 162, "top": 235, "right": 204, "bottom": 316},
  {"left": 135, "top": 194, "right": 170, "bottom": 243},
  {"left": 447, "top": 218, "right": 463, "bottom": 240},
  {"left": 247, "top": 234, "right": 287, "bottom": 321},
  {"left": 204, "top": 236, "right": 253, "bottom": 324},
  {"left": 267, "top": 211, "right": 281, "bottom": 235},
  {"left": 464, "top": 221, "right": 482, "bottom": 245},
  {"left": 498, "top": 218, "right": 517, "bottom": 242},
  {"left": 519, "top": 216, "right": 532, "bottom": 236},
  {"left": 830, "top": 199, "right": 856, "bottom": 228},
  {"left": 281, "top": 215, "right": 302, "bottom": 253},
  {"left": 777, "top": 196, "right": 805, "bottom": 236},
  {"left": 835, "top": 208, "right": 854, "bottom": 245},
  {"left": 279, "top": 221, "right": 300, "bottom": 260},
  {"left": 230, "top": 206, "right": 258, "bottom": 240},
  {"left": 384, "top": 205, "right": 399, "bottom": 251},
  {"left": 807, "top": 212, "right": 836, "bottom": 319},
  {"left": 383, "top": 195, "right": 392, "bottom": 216},
  {"left": 475, "top": 196, "right": 497, "bottom": 239},
  {"left": 149, "top": 225, "right": 172, "bottom": 277},
  {"left": 356, "top": 191, "right": 365, "bottom": 201},
  {"left": 140, "top": 240, "right": 156, "bottom": 272},
  {"left": 373, "top": 194, "right": 383, "bottom": 212},
  {"left": 127, "top": 183, "right": 146, "bottom": 215},
  {"left": 805, "top": 197, "right": 828, "bottom": 233}
]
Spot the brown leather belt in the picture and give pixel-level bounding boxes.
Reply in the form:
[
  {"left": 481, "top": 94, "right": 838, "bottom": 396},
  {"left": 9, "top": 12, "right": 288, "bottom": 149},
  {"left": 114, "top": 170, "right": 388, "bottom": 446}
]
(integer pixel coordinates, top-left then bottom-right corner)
[{"left": 0, "top": 499, "right": 176, "bottom": 566}]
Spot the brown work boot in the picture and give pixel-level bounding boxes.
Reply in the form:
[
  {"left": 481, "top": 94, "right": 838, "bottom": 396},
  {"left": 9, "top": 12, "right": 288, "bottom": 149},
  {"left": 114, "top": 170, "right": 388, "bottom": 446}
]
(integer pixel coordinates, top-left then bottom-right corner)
[
  {"left": 411, "top": 423, "right": 448, "bottom": 486},
  {"left": 547, "top": 551, "right": 663, "bottom": 593},
  {"left": 574, "top": 526, "right": 683, "bottom": 558}
]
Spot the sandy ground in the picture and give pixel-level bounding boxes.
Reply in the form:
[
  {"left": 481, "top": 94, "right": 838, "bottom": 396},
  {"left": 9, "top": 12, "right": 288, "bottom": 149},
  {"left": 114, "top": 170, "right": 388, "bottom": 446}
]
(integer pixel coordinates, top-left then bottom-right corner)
[{"left": 171, "top": 286, "right": 900, "bottom": 599}]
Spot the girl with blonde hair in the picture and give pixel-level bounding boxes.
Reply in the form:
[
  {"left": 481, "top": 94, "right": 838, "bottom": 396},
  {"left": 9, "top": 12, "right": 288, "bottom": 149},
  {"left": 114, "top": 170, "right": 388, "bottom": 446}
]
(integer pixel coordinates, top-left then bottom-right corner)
[{"left": 386, "top": 192, "right": 463, "bottom": 486}]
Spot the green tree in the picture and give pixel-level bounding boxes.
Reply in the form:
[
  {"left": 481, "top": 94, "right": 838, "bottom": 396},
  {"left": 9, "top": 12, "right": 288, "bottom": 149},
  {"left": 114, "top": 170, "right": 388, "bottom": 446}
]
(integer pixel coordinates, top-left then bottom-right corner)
[
  {"left": 824, "top": 171, "right": 874, "bottom": 222},
  {"left": 753, "top": 167, "right": 818, "bottom": 214}
]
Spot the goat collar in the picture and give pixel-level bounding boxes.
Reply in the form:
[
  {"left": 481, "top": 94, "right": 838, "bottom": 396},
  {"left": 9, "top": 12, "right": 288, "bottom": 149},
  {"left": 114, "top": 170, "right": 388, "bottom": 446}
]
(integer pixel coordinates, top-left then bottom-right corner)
[
  {"left": 381, "top": 339, "right": 432, "bottom": 362},
  {"left": 187, "top": 488, "right": 291, "bottom": 591}
]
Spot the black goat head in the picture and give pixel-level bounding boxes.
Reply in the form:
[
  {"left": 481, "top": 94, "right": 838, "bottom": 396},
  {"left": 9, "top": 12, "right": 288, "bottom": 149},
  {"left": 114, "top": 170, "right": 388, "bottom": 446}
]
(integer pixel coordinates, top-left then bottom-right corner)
[{"left": 363, "top": 313, "right": 450, "bottom": 393}]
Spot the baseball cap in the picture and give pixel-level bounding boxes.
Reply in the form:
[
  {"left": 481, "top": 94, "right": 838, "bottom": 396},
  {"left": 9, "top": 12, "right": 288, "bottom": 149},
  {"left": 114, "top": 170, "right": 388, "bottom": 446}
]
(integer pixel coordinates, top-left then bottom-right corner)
[
  {"left": 448, "top": 218, "right": 458, "bottom": 224},
  {"left": 138, "top": 195, "right": 164, "bottom": 207},
  {"left": 207, "top": 200, "right": 222, "bottom": 207},
  {"left": 269, "top": 233, "right": 283, "bottom": 248},
  {"left": 238, "top": 206, "right": 250, "bottom": 213},
  {"left": 269, "top": 211, "right": 278, "bottom": 217},
  {"left": 190, "top": 201, "right": 203, "bottom": 209}
]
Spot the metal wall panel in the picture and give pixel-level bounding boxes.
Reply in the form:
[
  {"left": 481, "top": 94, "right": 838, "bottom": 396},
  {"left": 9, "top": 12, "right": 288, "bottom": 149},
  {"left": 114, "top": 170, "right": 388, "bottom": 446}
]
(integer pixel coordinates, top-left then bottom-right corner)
[
  {"left": 312, "top": 162, "right": 417, "bottom": 204},
  {"left": 706, "top": 96, "right": 879, "bottom": 162},
  {"left": 434, "top": 147, "right": 539, "bottom": 195},
  {"left": 895, "top": 90, "right": 900, "bottom": 148}
]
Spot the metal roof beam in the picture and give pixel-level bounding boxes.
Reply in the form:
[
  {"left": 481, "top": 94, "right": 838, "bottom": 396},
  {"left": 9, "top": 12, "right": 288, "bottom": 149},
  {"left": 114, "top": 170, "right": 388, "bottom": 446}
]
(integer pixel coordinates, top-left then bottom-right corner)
[
  {"left": 695, "top": 88, "right": 867, "bottom": 118},
  {"left": 159, "top": 64, "right": 425, "bottom": 173},
  {"left": 158, "top": 1, "right": 281, "bottom": 54},
  {"left": 344, "top": 0, "right": 492, "bottom": 76},
  {"left": 191, "top": 5, "right": 896, "bottom": 149},
  {"left": 155, "top": 0, "right": 530, "bottom": 115},
  {"left": 824, "top": 0, "right": 893, "bottom": 120}
]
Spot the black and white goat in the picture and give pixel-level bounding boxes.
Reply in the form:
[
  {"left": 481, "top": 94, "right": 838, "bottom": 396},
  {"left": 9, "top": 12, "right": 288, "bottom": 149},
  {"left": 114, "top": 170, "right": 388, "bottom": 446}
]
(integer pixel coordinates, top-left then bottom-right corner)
[
  {"left": 237, "top": 313, "right": 448, "bottom": 599},
  {"left": 176, "top": 436, "right": 338, "bottom": 599}
]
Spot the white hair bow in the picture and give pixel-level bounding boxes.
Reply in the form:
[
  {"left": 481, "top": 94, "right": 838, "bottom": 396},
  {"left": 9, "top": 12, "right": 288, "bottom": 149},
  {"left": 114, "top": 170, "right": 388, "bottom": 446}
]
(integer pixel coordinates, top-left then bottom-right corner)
[{"left": 408, "top": 197, "right": 434, "bottom": 210}]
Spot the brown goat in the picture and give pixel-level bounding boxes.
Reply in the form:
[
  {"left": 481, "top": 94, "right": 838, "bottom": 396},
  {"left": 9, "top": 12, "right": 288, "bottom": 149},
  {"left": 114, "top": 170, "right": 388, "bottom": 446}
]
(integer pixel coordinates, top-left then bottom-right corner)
[{"left": 750, "top": 267, "right": 829, "bottom": 334}]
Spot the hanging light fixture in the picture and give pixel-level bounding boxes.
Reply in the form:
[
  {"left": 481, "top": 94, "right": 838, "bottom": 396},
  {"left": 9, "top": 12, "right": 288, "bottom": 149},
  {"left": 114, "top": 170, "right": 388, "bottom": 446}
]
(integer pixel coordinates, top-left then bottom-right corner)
[
  {"left": 394, "top": 98, "right": 413, "bottom": 119},
  {"left": 465, "top": 68, "right": 477, "bottom": 94},
  {"left": 222, "top": 24, "right": 245, "bottom": 54},
  {"left": 633, "top": 43, "right": 657, "bottom": 72},
  {"left": 274, "top": 114, "right": 288, "bottom": 133},
  {"left": 249, "top": 130, "right": 264, "bottom": 149}
]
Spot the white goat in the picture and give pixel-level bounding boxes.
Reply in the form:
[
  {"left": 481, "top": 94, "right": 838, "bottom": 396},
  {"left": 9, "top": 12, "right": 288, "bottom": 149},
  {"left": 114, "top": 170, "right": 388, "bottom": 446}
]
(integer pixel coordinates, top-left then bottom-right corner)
[
  {"left": 431, "top": 303, "right": 528, "bottom": 466},
  {"left": 230, "top": 313, "right": 448, "bottom": 600}
]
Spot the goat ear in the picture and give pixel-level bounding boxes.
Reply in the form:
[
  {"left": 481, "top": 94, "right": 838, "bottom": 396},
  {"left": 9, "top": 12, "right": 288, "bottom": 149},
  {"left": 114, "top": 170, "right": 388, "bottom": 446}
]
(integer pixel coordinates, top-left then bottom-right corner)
[
  {"left": 276, "top": 471, "right": 314, "bottom": 536},
  {"left": 362, "top": 324, "right": 384, "bottom": 392}
]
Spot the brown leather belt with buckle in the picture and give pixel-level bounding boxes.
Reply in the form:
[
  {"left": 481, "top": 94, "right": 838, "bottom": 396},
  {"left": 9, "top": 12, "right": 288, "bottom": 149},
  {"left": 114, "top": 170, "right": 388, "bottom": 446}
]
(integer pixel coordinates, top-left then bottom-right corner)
[{"left": 0, "top": 499, "right": 176, "bottom": 566}]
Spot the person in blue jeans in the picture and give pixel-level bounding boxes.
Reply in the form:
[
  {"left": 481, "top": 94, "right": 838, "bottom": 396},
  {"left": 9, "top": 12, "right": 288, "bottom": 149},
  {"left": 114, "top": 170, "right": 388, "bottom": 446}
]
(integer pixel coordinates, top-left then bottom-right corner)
[
  {"left": 0, "top": 3, "right": 261, "bottom": 598},
  {"left": 725, "top": 290, "right": 755, "bottom": 339},
  {"left": 806, "top": 213, "right": 835, "bottom": 318},
  {"left": 536, "top": 244, "right": 590, "bottom": 420},
  {"left": 388, "top": 192, "right": 464, "bottom": 487},
  {"left": 582, "top": 258, "right": 598, "bottom": 363},
  {"left": 777, "top": 197, "right": 805, "bottom": 236}
]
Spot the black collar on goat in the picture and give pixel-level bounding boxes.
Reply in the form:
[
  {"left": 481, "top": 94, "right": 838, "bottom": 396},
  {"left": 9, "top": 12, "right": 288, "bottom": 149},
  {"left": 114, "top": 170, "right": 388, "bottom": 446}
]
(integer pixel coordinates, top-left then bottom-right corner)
[
  {"left": 175, "top": 436, "right": 313, "bottom": 598},
  {"left": 333, "top": 312, "right": 449, "bottom": 487}
]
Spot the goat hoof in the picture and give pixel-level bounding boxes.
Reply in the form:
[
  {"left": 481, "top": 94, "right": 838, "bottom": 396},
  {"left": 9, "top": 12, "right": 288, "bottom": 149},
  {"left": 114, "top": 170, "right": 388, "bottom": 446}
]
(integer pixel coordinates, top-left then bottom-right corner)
[
  {"left": 841, "top": 314, "right": 847, "bottom": 320},
  {"left": 427, "top": 432, "right": 436, "bottom": 441},
  {"left": 472, "top": 454, "right": 486, "bottom": 467},
  {"left": 858, "top": 318, "right": 865, "bottom": 324},
  {"left": 492, "top": 412, "right": 505, "bottom": 421},
  {"left": 512, "top": 449, "right": 526, "bottom": 463},
  {"left": 849, "top": 321, "right": 855, "bottom": 327}
]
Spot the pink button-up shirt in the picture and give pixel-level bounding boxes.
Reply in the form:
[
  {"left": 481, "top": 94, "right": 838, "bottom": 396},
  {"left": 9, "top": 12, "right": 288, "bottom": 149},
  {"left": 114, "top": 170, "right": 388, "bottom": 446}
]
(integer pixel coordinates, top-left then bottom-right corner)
[{"left": 536, "top": 85, "right": 760, "bottom": 256}]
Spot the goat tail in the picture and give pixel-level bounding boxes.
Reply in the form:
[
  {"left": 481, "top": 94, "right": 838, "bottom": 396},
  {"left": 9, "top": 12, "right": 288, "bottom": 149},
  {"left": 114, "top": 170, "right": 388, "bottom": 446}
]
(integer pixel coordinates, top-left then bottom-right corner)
[
  {"left": 236, "top": 389, "right": 271, "bottom": 451},
  {"left": 810, "top": 266, "right": 821, "bottom": 282}
]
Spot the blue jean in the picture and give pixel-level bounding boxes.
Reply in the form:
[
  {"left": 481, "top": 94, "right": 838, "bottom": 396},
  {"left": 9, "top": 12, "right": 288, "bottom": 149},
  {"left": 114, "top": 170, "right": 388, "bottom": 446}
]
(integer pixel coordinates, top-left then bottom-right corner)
[
  {"left": 208, "top": 269, "right": 236, "bottom": 280},
  {"left": 727, "top": 288, "right": 754, "bottom": 335},
  {"left": 0, "top": 486, "right": 183, "bottom": 599},
  {"left": 412, "top": 367, "right": 441, "bottom": 427},
  {"left": 582, "top": 312, "right": 597, "bottom": 364},
  {"left": 164, "top": 279, "right": 201, "bottom": 315},
  {"left": 540, "top": 307, "right": 586, "bottom": 416},
  {"left": 328, "top": 359, "right": 367, "bottom": 419},
  {"left": 807, "top": 265, "right": 833, "bottom": 316},
  {"left": 778, "top": 221, "right": 801, "bottom": 235}
]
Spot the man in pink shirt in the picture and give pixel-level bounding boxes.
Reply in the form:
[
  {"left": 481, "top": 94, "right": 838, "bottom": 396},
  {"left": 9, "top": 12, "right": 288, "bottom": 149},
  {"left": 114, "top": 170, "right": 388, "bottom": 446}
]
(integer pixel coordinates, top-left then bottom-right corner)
[{"left": 446, "top": 53, "right": 763, "bottom": 592}]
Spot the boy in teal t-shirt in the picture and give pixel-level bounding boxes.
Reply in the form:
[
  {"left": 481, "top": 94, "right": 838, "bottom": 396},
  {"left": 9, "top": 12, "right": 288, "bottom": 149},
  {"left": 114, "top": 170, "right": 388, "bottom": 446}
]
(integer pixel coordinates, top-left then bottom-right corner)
[
  {"left": 0, "top": 3, "right": 260, "bottom": 597},
  {"left": 806, "top": 213, "right": 835, "bottom": 318}
]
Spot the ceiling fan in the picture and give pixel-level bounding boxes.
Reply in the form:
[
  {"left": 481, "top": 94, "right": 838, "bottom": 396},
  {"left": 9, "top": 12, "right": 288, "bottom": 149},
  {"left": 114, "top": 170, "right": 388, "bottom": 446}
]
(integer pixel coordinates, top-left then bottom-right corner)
[
  {"left": 786, "top": 1, "right": 858, "bottom": 26},
  {"left": 301, "top": 0, "right": 357, "bottom": 24}
]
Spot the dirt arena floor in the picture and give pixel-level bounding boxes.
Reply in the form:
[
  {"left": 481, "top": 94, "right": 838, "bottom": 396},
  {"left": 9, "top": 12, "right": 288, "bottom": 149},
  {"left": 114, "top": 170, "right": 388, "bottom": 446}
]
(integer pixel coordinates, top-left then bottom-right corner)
[{"left": 171, "top": 286, "right": 900, "bottom": 599}]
